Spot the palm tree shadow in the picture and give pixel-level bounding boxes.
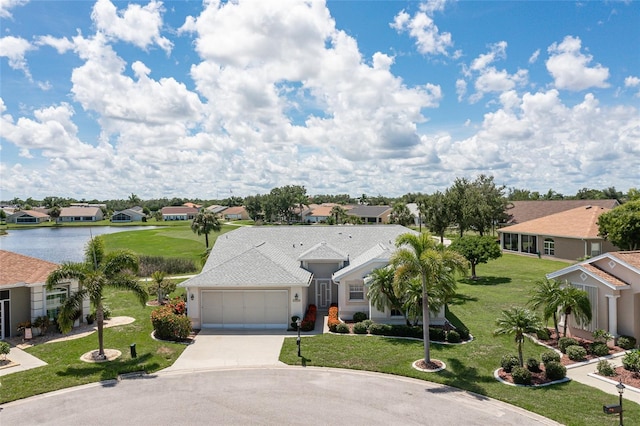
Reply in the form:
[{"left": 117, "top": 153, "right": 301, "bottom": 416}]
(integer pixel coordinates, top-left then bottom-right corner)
[
  {"left": 448, "top": 292, "right": 478, "bottom": 305},
  {"left": 460, "top": 276, "right": 511, "bottom": 286}
]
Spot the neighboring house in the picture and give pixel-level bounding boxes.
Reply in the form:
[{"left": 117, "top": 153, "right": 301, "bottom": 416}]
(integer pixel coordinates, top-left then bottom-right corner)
[
  {"left": 503, "top": 199, "right": 619, "bottom": 225},
  {"left": 70, "top": 202, "right": 107, "bottom": 209},
  {"left": 497, "top": 205, "right": 617, "bottom": 261},
  {"left": 347, "top": 205, "right": 392, "bottom": 224},
  {"left": 59, "top": 207, "right": 104, "bottom": 222},
  {"left": 161, "top": 206, "right": 199, "bottom": 221},
  {"left": 222, "top": 206, "right": 250, "bottom": 221},
  {"left": 546, "top": 251, "right": 640, "bottom": 344},
  {"left": 0, "top": 250, "right": 87, "bottom": 339},
  {"left": 180, "top": 225, "right": 446, "bottom": 330},
  {"left": 7, "top": 210, "right": 50, "bottom": 224},
  {"left": 111, "top": 208, "right": 146, "bottom": 222},
  {"left": 304, "top": 204, "right": 350, "bottom": 223},
  {"left": 205, "top": 205, "right": 228, "bottom": 215}
]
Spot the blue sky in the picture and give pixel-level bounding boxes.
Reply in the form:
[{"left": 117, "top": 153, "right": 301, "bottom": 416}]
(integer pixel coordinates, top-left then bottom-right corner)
[{"left": 1, "top": 0, "right": 638, "bottom": 201}]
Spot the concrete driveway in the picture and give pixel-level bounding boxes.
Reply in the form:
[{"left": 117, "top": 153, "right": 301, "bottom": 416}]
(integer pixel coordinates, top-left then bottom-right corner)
[{"left": 162, "top": 329, "right": 289, "bottom": 372}]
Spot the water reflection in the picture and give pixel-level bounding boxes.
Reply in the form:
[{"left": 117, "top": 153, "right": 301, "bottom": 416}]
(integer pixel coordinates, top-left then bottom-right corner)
[{"left": 0, "top": 226, "right": 158, "bottom": 263}]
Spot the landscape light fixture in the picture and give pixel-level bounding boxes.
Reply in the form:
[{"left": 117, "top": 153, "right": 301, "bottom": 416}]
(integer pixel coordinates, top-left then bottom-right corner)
[
  {"left": 190, "top": 293, "right": 194, "bottom": 301},
  {"left": 294, "top": 293, "right": 299, "bottom": 302},
  {"left": 616, "top": 379, "right": 625, "bottom": 426}
]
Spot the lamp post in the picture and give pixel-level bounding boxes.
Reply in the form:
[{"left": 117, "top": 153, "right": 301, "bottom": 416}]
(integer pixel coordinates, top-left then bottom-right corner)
[
  {"left": 616, "top": 379, "right": 625, "bottom": 426},
  {"left": 296, "top": 318, "right": 302, "bottom": 357}
]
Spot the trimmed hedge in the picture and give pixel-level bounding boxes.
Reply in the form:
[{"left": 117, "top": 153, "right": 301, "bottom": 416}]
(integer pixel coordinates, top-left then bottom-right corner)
[
  {"left": 511, "top": 366, "right": 532, "bottom": 385},
  {"left": 589, "top": 342, "right": 610, "bottom": 357},
  {"left": 369, "top": 323, "right": 391, "bottom": 335},
  {"left": 150, "top": 299, "right": 192, "bottom": 341},
  {"left": 541, "top": 351, "right": 561, "bottom": 365},
  {"left": 429, "top": 327, "right": 445, "bottom": 341},
  {"left": 335, "top": 323, "right": 350, "bottom": 334},
  {"left": 501, "top": 355, "right": 520, "bottom": 373},
  {"left": 536, "top": 328, "right": 550, "bottom": 340},
  {"left": 327, "top": 304, "right": 340, "bottom": 332},
  {"left": 622, "top": 350, "right": 640, "bottom": 372},
  {"left": 446, "top": 330, "right": 461, "bottom": 343},
  {"left": 300, "top": 304, "right": 317, "bottom": 332},
  {"left": 352, "top": 312, "right": 367, "bottom": 323},
  {"left": 527, "top": 357, "right": 540, "bottom": 372},
  {"left": 544, "top": 361, "right": 566, "bottom": 381},
  {"left": 566, "top": 345, "right": 587, "bottom": 361},
  {"left": 597, "top": 360, "right": 616, "bottom": 377},
  {"left": 353, "top": 322, "right": 368, "bottom": 334},
  {"left": 618, "top": 335, "right": 637, "bottom": 350},
  {"left": 558, "top": 337, "right": 579, "bottom": 353}
]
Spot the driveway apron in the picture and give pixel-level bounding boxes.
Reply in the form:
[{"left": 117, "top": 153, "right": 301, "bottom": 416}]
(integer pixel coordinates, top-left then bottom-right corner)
[{"left": 162, "top": 329, "right": 287, "bottom": 371}]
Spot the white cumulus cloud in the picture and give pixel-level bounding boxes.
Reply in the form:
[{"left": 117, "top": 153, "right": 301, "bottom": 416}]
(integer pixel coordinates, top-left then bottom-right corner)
[{"left": 546, "top": 35, "right": 609, "bottom": 91}]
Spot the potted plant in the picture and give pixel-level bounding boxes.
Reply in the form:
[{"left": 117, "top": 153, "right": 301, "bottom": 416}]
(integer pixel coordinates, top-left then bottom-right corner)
[
  {"left": 86, "top": 312, "right": 96, "bottom": 325},
  {"left": 17, "top": 321, "right": 32, "bottom": 339},
  {"left": 33, "top": 316, "right": 51, "bottom": 336}
]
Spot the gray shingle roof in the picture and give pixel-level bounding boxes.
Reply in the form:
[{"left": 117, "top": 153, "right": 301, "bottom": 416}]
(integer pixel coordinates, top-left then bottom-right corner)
[{"left": 298, "top": 242, "right": 348, "bottom": 261}]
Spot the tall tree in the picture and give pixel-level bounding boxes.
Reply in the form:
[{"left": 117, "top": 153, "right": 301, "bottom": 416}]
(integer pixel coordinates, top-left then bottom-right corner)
[
  {"left": 445, "top": 177, "right": 472, "bottom": 237},
  {"left": 366, "top": 267, "right": 408, "bottom": 325},
  {"left": 330, "top": 205, "right": 347, "bottom": 224},
  {"left": 421, "top": 191, "right": 450, "bottom": 243},
  {"left": 389, "top": 202, "right": 415, "bottom": 227},
  {"left": 392, "top": 233, "right": 468, "bottom": 363},
  {"left": 449, "top": 235, "right": 502, "bottom": 279},
  {"left": 128, "top": 193, "right": 142, "bottom": 207},
  {"left": 597, "top": 200, "right": 640, "bottom": 250},
  {"left": 191, "top": 210, "right": 222, "bottom": 248},
  {"left": 46, "top": 237, "right": 147, "bottom": 359},
  {"left": 494, "top": 307, "right": 542, "bottom": 367},
  {"left": 528, "top": 278, "right": 562, "bottom": 337},
  {"left": 48, "top": 205, "right": 61, "bottom": 225},
  {"left": 244, "top": 195, "right": 264, "bottom": 221},
  {"left": 558, "top": 285, "right": 592, "bottom": 337}
]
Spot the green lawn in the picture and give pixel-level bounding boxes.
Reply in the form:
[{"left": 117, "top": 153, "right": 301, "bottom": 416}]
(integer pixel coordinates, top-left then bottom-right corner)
[{"left": 279, "top": 254, "right": 640, "bottom": 426}]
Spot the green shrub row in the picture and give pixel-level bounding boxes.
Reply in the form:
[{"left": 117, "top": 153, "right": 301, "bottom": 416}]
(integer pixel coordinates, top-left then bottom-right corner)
[
  {"left": 138, "top": 255, "right": 197, "bottom": 277},
  {"left": 622, "top": 349, "right": 640, "bottom": 372}
]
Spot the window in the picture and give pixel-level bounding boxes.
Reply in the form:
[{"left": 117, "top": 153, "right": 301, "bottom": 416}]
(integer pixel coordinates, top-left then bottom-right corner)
[
  {"left": 570, "top": 283, "right": 597, "bottom": 332},
  {"left": 502, "top": 233, "right": 518, "bottom": 251},
  {"left": 46, "top": 286, "right": 69, "bottom": 321},
  {"left": 591, "top": 242, "right": 601, "bottom": 257},
  {"left": 390, "top": 308, "right": 403, "bottom": 317},
  {"left": 521, "top": 235, "right": 537, "bottom": 254},
  {"left": 544, "top": 238, "right": 555, "bottom": 256},
  {"left": 349, "top": 284, "right": 364, "bottom": 300}
]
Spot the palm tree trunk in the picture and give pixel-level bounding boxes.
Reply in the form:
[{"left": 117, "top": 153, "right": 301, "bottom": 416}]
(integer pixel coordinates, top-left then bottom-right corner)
[
  {"left": 563, "top": 313, "right": 569, "bottom": 337},
  {"left": 97, "top": 303, "right": 105, "bottom": 359},
  {"left": 552, "top": 312, "right": 559, "bottom": 338},
  {"left": 517, "top": 339, "right": 524, "bottom": 367},
  {"left": 205, "top": 233, "right": 209, "bottom": 248},
  {"left": 422, "top": 274, "right": 430, "bottom": 363}
]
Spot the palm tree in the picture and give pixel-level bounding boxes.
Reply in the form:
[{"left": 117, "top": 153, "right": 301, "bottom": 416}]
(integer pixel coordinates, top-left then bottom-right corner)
[
  {"left": 494, "top": 307, "right": 542, "bottom": 367},
  {"left": 46, "top": 237, "right": 147, "bottom": 359},
  {"left": 330, "top": 205, "right": 347, "bottom": 224},
  {"left": 191, "top": 210, "right": 221, "bottom": 248},
  {"left": 49, "top": 205, "right": 61, "bottom": 225},
  {"left": 150, "top": 270, "right": 167, "bottom": 304},
  {"left": 392, "top": 232, "right": 468, "bottom": 364},
  {"left": 366, "top": 267, "right": 408, "bottom": 325},
  {"left": 558, "top": 285, "right": 592, "bottom": 337},
  {"left": 528, "top": 278, "right": 561, "bottom": 337}
]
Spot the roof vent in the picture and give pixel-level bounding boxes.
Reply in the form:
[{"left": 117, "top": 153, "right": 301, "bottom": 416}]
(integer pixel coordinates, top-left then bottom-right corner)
[{"left": 585, "top": 205, "right": 592, "bottom": 209}]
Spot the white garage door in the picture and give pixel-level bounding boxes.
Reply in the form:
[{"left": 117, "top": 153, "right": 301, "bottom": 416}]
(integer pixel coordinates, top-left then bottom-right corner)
[{"left": 201, "top": 290, "right": 289, "bottom": 329}]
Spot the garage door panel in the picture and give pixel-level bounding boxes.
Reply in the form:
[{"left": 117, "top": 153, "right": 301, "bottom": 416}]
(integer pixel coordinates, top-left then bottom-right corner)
[
  {"left": 202, "top": 292, "right": 223, "bottom": 325},
  {"left": 201, "top": 290, "right": 288, "bottom": 329},
  {"left": 223, "top": 292, "right": 244, "bottom": 325}
]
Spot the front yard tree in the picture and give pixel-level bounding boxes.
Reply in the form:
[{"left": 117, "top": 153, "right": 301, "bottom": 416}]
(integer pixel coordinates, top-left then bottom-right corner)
[
  {"left": 449, "top": 235, "right": 502, "bottom": 279},
  {"left": 49, "top": 205, "right": 61, "bottom": 224},
  {"left": 392, "top": 232, "right": 468, "bottom": 364},
  {"left": 46, "top": 236, "right": 147, "bottom": 360},
  {"left": 558, "top": 285, "right": 592, "bottom": 337},
  {"left": 366, "top": 267, "right": 408, "bottom": 325},
  {"left": 528, "top": 278, "right": 562, "bottom": 338},
  {"left": 494, "top": 307, "right": 542, "bottom": 367},
  {"left": 191, "top": 210, "right": 221, "bottom": 248},
  {"left": 390, "top": 202, "right": 415, "bottom": 227},
  {"left": 421, "top": 191, "right": 450, "bottom": 243},
  {"left": 597, "top": 200, "right": 640, "bottom": 250}
]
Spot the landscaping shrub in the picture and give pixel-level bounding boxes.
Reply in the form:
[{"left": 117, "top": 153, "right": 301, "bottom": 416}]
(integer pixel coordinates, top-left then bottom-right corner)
[
  {"left": 0, "top": 341, "right": 9, "bottom": 360},
  {"left": 597, "top": 360, "right": 616, "bottom": 377},
  {"left": 446, "top": 330, "right": 461, "bottom": 343},
  {"left": 558, "top": 337, "right": 579, "bottom": 353},
  {"left": 589, "top": 342, "right": 610, "bottom": 357},
  {"left": 501, "top": 355, "right": 520, "bottom": 373},
  {"left": 622, "top": 350, "right": 640, "bottom": 372},
  {"left": 526, "top": 357, "right": 540, "bottom": 372},
  {"left": 361, "top": 319, "right": 374, "bottom": 331},
  {"left": 353, "top": 322, "right": 368, "bottom": 334},
  {"left": 536, "top": 328, "right": 550, "bottom": 340},
  {"left": 566, "top": 345, "right": 587, "bottom": 361},
  {"left": 544, "top": 361, "right": 567, "bottom": 381},
  {"left": 429, "top": 327, "right": 445, "bottom": 342},
  {"left": 138, "top": 255, "right": 197, "bottom": 277},
  {"left": 335, "top": 323, "right": 350, "bottom": 334},
  {"left": 618, "top": 335, "right": 637, "bottom": 350},
  {"left": 541, "top": 351, "right": 561, "bottom": 365},
  {"left": 456, "top": 327, "right": 470, "bottom": 341},
  {"left": 369, "top": 323, "right": 391, "bottom": 335},
  {"left": 300, "top": 304, "right": 317, "bottom": 332},
  {"left": 511, "top": 366, "right": 532, "bottom": 385},
  {"left": 327, "top": 305, "right": 340, "bottom": 332},
  {"left": 352, "top": 312, "right": 367, "bottom": 323},
  {"left": 150, "top": 299, "right": 192, "bottom": 341}
]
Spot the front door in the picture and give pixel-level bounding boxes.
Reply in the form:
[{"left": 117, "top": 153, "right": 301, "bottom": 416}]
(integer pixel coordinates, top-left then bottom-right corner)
[
  {"left": 315, "top": 279, "right": 332, "bottom": 309},
  {"left": 0, "top": 296, "right": 9, "bottom": 340}
]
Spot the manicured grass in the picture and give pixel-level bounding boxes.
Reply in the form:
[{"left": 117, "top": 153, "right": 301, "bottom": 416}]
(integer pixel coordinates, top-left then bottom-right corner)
[
  {"left": 279, "top": 254, "right": 640, "bottom": 426},
  {"left": 0, "top": 288, "right": 188, "bottom": 404}
]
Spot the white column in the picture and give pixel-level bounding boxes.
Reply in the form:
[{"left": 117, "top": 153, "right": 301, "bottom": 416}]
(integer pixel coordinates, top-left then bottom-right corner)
[{"left": 605, "top": 294, "right": 620, "bottom": 336}]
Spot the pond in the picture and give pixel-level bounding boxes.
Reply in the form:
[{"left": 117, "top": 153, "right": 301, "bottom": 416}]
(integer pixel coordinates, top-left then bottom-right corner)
[{"left": 0, "top": 226, "right": 159, "bottom": 264}]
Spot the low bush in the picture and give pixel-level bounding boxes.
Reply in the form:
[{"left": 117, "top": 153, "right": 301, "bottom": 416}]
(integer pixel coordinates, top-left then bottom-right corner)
[
  {"left": 622, "top": 350, "right": 640, "bottom": 372},
  {"left": 0, "top": 341, "right": 9, "bottom": 360},
  {"left": 150, "top": 299, "right": 192, "bottom": 341},
  {"left": 361, "top": 319, "right": 374, "bottom": 330},
  {"left": 511, "top": 366, "right": 532, "bottom": 385},
  {"left": 429, "top": 327, "right": 445, "bottom": 342},
  {"left": 353, "top": 322, "right": 368, "bottom": 334},
  {"left": 300, "top": 304, "right": 317, "bottom": 332},
  {"left": 335, "top": 323, "right": 350, "bottom": 334},
  {"left": 558, "top": 337, "right": 579, "bottom": 353},
  {"left": 352, "top": 312, "right": 367, "bottom": 323},
  {"left": 446, "top": 330, "right": 461, "bottom": 343},
  {"left": 618, "top": 335, "right": 637, "bottom": 350},
  {"left": 327, "top": 305, "right": 340, "bottom": 332},
  {"left": 526, "top": 357, "right": 540, "bottom": 372},
  {"left": 541, "top": 351, "right": 561, "bottom": 365},
  {"left": 456, "top": 327, "right": 470, "bottom": 341},
  {"left": 544, "top": 361, "right": 567, "bottom": 381},
  {"left": 369, "top": 323, "right": 391, "bottom": 336},
  {"left": 597, "top": 360, "right": 616, "bottom": 377},
  {"left": 501, "top": 355, "right": 520, "bottom": 373},
  {"left": 536, "top": 328, "right": 550, "bottom": 340},
  {"left": 589, "top": 342, "right": 610, "bottom": 357},
  {"left": 566, "top": 345, "right": 587, "bottom": 361}
]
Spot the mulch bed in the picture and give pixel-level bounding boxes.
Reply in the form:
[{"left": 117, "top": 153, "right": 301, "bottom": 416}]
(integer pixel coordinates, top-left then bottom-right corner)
[
  {"left": 535, "top": 329, "right": 625, "bottom": 366},
  {"left": 415, "top": 359, "right": 444, "bottom": 370},
  {"left": 605, "top": 367, "right": 640, "bottom": 390},
  {"left": 498, "top": 365, "right": 553, "bottom": 386}
]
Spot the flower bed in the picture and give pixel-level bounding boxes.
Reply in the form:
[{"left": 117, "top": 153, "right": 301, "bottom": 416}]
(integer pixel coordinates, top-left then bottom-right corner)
[
  {"left": 300, "top": 304, "right": 317, "bottom": 331},
  {"left": 327, "top": 304, "right": 340, "bottom": 332},
  {"left": 534, "top": 329, "right": 625, "bottom": 366}
]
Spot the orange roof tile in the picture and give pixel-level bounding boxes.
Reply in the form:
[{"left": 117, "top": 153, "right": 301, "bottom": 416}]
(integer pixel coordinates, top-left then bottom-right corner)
[
  {"left": 609, "top": 251, "right": 640, "bottom": 269},
  {"left": 499, "top": 206, "right": 610, "bottom": 238},
  {"left": 582, "top": 264, "right": 629, "bottom": 287},
  {"left": 0, "top": 250, "right": 58, "bottom": 287},
  {"left": 505, "top": 199, "right": 619, "bottom": 224}
]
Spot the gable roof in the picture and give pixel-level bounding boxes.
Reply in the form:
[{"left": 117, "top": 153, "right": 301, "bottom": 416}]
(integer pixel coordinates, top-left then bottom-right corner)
[
  {"left": 161, "top": 206, "right": 199, "bottom": 215},
  {"left": 347, "top": 205, "right": 391, "bottom": 217},
  {"left": 60, "top": 206, "right": 102, "bottom": 217},
  {"left": 505, "top": 199, "right": 619, "bottom": 224},
  {"left": 0, "top": 250, "right": 58, "bottom": 288},
  {"left": 546, "top": 250, "right": 640, "bottom": 290},
  {"left": 332, "top": 242, "right": 393, "bottom": 282},
  {"left": 8, "top": 209, "right": 49, "bottom": 219},
  {"left": 498, "top": 205, "right": 610, "bottom": 239},
  {"left": 298, "top": 242, "right": 348, "bottom": 261},
  {"left": 223, "top": 206, "right": 247, "bottom": 216}
]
